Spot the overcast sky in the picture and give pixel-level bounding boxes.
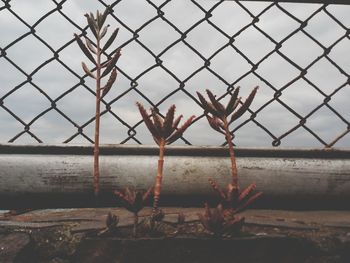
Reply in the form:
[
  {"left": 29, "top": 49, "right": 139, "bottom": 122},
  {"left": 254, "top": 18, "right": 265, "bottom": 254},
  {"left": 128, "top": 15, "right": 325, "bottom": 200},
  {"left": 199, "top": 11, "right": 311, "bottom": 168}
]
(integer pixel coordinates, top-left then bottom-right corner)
[{"left": 0, "top": 0, "right": 349, "bottom": 148}]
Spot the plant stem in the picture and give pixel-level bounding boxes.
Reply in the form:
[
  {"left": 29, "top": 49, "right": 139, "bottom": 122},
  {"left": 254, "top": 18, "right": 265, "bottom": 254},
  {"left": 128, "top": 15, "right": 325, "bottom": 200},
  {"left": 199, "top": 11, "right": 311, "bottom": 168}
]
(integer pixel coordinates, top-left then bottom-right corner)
[
  {"left": 223, "top": 118, "right": 238, "bottom": 188},
  {"left": 93, "top": 35, "right": 101, "bottom": 196},
  {"left": 133, "top": 212, "right": 138, "bottom": 237},
  {"left": 153, "top": 139, "right": 165, "bottom": 214}
]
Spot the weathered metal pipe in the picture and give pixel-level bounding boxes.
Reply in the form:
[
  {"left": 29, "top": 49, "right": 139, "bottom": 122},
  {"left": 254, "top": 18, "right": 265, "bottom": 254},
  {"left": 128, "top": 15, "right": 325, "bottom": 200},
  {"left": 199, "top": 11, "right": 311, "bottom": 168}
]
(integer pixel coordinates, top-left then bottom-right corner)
[{"left": 0, "top": 144, "right": 349, "bottom": 209}]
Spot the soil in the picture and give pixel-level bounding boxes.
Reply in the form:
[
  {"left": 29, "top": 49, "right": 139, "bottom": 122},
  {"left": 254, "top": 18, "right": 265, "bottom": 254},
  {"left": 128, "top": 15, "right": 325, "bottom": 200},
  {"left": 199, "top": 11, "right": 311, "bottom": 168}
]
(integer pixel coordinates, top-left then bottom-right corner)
[{"left": 1, "top": 208, "right": 350, "bottom": 263}]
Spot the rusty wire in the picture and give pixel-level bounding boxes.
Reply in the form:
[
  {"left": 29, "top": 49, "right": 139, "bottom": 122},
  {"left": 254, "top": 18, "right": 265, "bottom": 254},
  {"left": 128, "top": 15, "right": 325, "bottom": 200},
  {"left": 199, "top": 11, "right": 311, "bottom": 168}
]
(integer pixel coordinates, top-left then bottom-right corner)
[{"left": 0, "top": 0, "right": 349, "bottom": 147}]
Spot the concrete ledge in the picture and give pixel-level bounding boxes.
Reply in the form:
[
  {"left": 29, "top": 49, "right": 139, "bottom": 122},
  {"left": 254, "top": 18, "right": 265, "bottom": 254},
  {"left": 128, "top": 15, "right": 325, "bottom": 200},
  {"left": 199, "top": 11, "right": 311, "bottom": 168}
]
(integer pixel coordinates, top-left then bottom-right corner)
[{"left": 1, "top": 144, "right": 350, "bottom": 208}]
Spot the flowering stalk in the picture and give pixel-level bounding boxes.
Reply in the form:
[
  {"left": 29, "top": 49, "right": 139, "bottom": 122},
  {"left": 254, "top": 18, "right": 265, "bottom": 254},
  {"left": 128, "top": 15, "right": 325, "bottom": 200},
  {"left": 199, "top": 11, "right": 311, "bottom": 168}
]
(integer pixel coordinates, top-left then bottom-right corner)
[{"left": 75, "top": 8, "right": 121, "bottom": 195}]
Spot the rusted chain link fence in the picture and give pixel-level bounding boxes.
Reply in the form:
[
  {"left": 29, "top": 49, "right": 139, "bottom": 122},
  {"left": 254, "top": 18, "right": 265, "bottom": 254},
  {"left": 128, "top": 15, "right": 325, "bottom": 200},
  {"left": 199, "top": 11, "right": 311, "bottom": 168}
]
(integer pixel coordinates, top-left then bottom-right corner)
[{"left": 0, "top": 0, "right": 349, "bottom": 147}]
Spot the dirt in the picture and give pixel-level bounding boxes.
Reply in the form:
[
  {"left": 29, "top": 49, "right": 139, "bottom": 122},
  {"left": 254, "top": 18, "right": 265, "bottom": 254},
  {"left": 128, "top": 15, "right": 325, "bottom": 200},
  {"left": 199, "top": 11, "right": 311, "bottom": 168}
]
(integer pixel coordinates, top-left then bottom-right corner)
[{"left": 1, "top": 208, "right": 350, "bottom": 263}]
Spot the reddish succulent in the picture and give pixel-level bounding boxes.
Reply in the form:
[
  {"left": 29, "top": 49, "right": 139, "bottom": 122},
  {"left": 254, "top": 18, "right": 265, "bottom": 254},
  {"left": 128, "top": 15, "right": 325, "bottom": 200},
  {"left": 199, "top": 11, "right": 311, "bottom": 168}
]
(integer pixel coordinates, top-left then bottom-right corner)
[
  {"left": 136, "top": 103, "right": 195, "bottom": 146},
  {"left": 137, "top": 103, "right": 195, "bottom": 217},
  {"left": 114, "top": 187, "right": 152, "bottom": 214},
  {"left": 198, "top": 203, "right": 245, "bottom": 236},
  {"left": 197, "top": 87, "right": 261, "bottom": 215},
  {"left": 209, "top": 179, "right": 262, "bottom": 214},
  {"left": 114, "top": 187, "right": 153, "bottom": 237},
  {"left": 75, "top": 7, "right": 121, "bottom": 196}
]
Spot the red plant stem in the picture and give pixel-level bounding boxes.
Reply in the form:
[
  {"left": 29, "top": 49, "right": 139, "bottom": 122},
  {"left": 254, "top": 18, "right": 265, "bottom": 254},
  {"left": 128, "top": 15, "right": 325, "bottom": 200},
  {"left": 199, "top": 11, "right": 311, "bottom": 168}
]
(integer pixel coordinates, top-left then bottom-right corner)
[
  {"left": 93, "top": 35, "right": 102, "bottom": 196},
  {"left": 153, "top": 139, "right": 165, "bottom": 213},
  {"left": 223, "top": 118, "right": 238, "bottom": 188},
  {"left": 133, "top": 212, "right": 138, "bottom": 237}
]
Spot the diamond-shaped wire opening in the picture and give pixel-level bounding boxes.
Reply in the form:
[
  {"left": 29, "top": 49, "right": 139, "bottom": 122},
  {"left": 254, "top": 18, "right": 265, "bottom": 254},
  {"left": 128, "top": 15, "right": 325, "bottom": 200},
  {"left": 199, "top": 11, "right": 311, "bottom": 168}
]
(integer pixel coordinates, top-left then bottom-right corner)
[
  {"left": 0, "top": 9, "right": 28, "bottom": 47},
  {"left": 55, "top": 84, "right": 96, "bottom": 124},
  {"left": 279, "top": 31, "right": 324, "bottom": 68},
  {"left": 32, "top": 60, "right": 80, "bottom": 99},
  {"left": 186, "top": 22, "right": 228, "bottom": 57},
  {"left": 0, "top": 109, "right": 24, "bottom": 142},
  {"left": 5, "top": 34, "right": 53, "bottom": 73},
  {"left": 35, "top": 11, "right": 81, "bottom": 50},
  {"left": 255, "top": 52, "right": 300, "bottom": 88},
  {"left": 279, "top": 126, "right": 323, "bottom": 147},
  {"left": 327, "top": 86, "right": 350, "bottom": 121},
  {"left": 113, "top": 0, "right": 157, "bottom": 30},
  {"left": 329, "top": 38, "right": 350, "bottom": 73},
  {"left": 305, "top": 9, "right": 347, "bottom": 47},
  {"left": 161, "top": 41, "right": 204, "bottom": 80},
  {"left": 138, "top": 19, "right": 180, "bottom": 55},
  {"left": 280, "top": 79, "right": 325, "bottom": 116},
  {"left": 306, "top": 57, "right": 348, "bottom": 95},
  {"left": 326, "top": 5, "right": 350, "bottom": 28},
  {"left": 234, "top": 26, "right": 275, "bottom": 63},
  {"left": 118, "top": 41, "right": 156, "bottom": 78},
  {"left": 209, "top": 1, "right": 253, "bottom": 36},
  {"left": 9, "top": 0, "right": 57, "bottom": 25},
  {"left": 28, "top": 110, "right": 78, "bottom": 143},
  {"left": 135, "top": 67, "right": 180, "bottom": 102},
  {"left": 233, "top": 121, "right": 276, "bottom": 147},
  {"left": 304, "top": 106, "right": 347, "bottom": 143},
  {"left": 184, "top": 68, "right": 228, "bottom": 97},
  {"left": 0, "top": 60, "right": 27, "bottom": 96},
  {"left": 279, "top": 2, "right": 323, "bottom": 21},
  {"left": 3, "top": 83, "right": 51, "bottom": 123},
  {"left": 209, "top": 46, "right": 251, "bottom": 83},
  {"left": 254, "top": 101, "right": 301, "bottom": 137},
  {"left": 257, "top": 4, "right": 300, "bottom": 42},
  {"left": 161, "top": 0, "right": 205, "bottom": 32}
]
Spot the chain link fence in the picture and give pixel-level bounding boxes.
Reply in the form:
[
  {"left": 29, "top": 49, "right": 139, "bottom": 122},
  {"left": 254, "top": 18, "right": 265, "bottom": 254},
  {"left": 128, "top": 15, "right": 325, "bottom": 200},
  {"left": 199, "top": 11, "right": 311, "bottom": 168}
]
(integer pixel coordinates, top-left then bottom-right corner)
[{"left": 0, "top": 0, "right": 349, "bottom": 147}]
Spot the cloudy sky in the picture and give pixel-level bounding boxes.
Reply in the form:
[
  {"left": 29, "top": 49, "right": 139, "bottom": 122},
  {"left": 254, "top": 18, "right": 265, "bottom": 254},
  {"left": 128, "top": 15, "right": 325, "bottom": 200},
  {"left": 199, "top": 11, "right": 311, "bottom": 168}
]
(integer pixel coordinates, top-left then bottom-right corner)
[{"left": 0, "top": 0, "right": 349, "bottom": 148}]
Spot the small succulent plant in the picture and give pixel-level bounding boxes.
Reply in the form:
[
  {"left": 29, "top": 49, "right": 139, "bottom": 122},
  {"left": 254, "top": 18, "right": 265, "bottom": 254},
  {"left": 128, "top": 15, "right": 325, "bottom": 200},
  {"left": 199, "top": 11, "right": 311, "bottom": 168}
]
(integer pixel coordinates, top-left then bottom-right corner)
[
  {"left": 75, "top": 7, "right": 121, "bottom": 196},
  {"left": 136, "top": 103, "right": 195, "bottom": 218},
  {"left": 209, "top": 178, "right": 262, "bottom": 214},
  {"left": 98, "top": 212, "right": 119, "bottom": 236},
  {"left": 198, "top": 203, "right": 244, "bottom": 237},
  {"left": 197, "top": 87, "right": 261, "bottom": 233},
  {"left": 114, "top": 187, "right": 152, "bottom": 237}
]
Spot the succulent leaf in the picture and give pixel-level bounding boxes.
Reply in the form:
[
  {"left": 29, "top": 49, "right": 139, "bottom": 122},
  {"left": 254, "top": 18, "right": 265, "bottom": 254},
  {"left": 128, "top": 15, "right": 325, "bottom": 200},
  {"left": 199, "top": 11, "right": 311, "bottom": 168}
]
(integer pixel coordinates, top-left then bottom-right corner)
[
  {"left": 136, "top": 102, "right": 161, "bottom": 143},
  {"left": 74, "top": 34, "right": 96, "bottom": 65},
  {"left": 166, "top": 115, "right": 195, "bottom": 145},
  {"left": 81, "top": 62, "right": 96, "bottom": 79},
  {"left": 85, "top": 38, "right": 97, "bottom": 54},
  {"left": 101, "top": 68, "right": 117, "bottom": 98},
  {"left": 103, "top": 28, "right": 119, "bottom": 52},
  {"left": 99, "top": 7, "right": 109, "bottom": 28},
  {"left": 163, "top": 105, "right": 176, "bottom": 138},
  {"left": 101, "top": 49, "right": 121, "bottom": 78},
  {"left": 100, "top": 25, "right": 109, "bottom": 39},
  {"left": 206, "top": 89, "right": 226, "bottom": 116},
  {"left": 229, "top": 86, "right": 258, "bottom": 124},
  {"left": 226, "top": 87, "right": 240, "bottom": 115}
]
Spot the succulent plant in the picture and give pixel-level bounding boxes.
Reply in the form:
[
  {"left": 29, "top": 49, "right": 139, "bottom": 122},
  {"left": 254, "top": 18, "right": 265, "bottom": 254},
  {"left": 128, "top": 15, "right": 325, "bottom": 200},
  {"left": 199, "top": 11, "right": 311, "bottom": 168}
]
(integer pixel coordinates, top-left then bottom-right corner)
[
  {"left": 198, "top": 203, "right": 244, "bottom": 236},
  {"left": 136, "top": 103, "right": 195, "bottom": 217},
  {"left": 106, "top": 212, "right": 119, "bottom": 231},
  {"left": 197, "top": 87, "right": 261, "bottom": 211},
  {"left": 209, "top": 178, "right": 262, "bottom": 213},
  {"left": 114, "top": 187, "right": 152, "bottom": 237},
  {"left": 75, "top": 7, "right": 121, "bottom": 196}
]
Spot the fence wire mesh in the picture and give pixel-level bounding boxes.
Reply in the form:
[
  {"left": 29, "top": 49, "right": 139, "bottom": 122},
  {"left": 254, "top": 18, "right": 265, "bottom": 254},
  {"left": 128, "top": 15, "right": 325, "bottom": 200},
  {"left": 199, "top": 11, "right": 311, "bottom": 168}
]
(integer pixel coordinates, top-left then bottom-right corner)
[{"left": 0, "top": 0, "right": 349, "bottom": 147}]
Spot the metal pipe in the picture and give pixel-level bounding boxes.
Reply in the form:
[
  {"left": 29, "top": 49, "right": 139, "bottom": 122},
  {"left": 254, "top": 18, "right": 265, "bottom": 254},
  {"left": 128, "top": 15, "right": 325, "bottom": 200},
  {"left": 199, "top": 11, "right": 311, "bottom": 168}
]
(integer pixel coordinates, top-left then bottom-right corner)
[{"left": 0, "top": 144, "right": 349, "bottom": 209}]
